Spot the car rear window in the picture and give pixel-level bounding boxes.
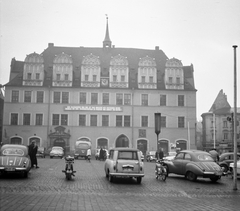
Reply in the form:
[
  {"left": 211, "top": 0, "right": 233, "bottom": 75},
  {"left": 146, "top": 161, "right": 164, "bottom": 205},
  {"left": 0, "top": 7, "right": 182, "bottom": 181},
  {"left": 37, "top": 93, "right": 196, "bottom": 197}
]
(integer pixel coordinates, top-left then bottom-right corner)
[
  {"left": 198, "top": 154, "right": 214, "bottom": 161},
  {"left": 3, "top": 148, "right": 24, "bottom": 156},
  {"left": 118, "top": 151, "right": 138, "bottom": 160}
]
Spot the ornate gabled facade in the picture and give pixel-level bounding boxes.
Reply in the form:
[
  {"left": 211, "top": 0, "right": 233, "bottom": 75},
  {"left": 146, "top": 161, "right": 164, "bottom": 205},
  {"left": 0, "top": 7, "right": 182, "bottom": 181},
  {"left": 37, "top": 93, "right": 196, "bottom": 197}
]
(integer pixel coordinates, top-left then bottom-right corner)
[
  {"left": 2, "top": 18, "right": 197, "bottom": 156},
  {"left": 201, "top": 89, "right": 240, "bottom": 153}
]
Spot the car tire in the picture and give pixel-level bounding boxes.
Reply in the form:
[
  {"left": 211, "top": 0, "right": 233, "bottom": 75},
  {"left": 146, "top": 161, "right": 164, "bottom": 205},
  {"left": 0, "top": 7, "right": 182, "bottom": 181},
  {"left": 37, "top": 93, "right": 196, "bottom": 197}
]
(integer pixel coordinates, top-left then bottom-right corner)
[
  {"left": 136, "top": 177, "right": 142, "bottom": 184},
  {"left": 220, "top": 164, "right": 228, "bottom": 172},
  {"left": 210, "top": 176, "right": 221, "bottom": 183},
  {"left": 109, "top": 174, "right": 114, "bottom": 183},
  {"left": 23, "top": 171, "right": 28, "bottom": 178},
  {"left": 186, "top": 171, "right": 197, "bottom": 181},
  {"left": 50, "top": 156, "right": 53, "bottom": 159}
]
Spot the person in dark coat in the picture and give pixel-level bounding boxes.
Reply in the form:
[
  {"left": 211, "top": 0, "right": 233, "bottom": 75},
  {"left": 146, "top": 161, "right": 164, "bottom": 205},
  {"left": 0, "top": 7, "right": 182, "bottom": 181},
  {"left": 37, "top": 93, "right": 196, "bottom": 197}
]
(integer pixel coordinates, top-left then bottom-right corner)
[
  {"left": 155, "top": 148, "right": 164, "bottom": 160},
  {"left": 28, "top": 141, "right": 39, "bottom": 168},
  {"left": 99, "top": 147, "right": 104, "bottom": 161}
]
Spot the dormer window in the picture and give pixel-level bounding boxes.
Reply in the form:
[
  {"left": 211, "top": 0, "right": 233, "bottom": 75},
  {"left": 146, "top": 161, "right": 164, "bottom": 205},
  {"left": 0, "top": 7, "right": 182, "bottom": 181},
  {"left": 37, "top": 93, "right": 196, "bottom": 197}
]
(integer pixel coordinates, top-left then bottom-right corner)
[
  {"left": 142, "top": 76, "right": 146, "bottom": 83},
  {"left": 85, "top": 75, "right": 89, "bottom": 81},
  {"left": 27, "top": 73, "right": 32, "bottom": 80},
  {"left": 169, "top": 77, "right": 173, "bottom": 84},
  {"left": 113, "top": 75, "right": 117, "bottom": 82},
  {"left": 121, "top": 75, "right": 125, "bottom": 82},
  {"left": 93, "top": 75, "right": 97, "bottom": 82}
]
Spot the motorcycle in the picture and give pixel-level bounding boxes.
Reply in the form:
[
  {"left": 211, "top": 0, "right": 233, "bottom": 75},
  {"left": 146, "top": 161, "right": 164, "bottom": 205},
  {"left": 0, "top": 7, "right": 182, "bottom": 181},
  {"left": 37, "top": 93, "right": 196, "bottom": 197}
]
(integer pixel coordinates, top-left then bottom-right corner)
[
  {"left": 62, "top": 156, "right": 76, "bottom": 180},
  {"left": 155, "top": 159, "right": 167, "bottom": 181}
]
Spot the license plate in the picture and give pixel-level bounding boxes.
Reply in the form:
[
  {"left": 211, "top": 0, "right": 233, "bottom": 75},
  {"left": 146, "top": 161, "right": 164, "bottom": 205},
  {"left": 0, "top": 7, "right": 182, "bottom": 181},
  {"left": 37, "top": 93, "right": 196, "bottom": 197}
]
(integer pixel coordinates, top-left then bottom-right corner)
[
  {"left": 123, "top": 168, "right": 133, "bottom": 171},
  {"left": 6, "top": 167, "right": 15, "bottom": 171}
]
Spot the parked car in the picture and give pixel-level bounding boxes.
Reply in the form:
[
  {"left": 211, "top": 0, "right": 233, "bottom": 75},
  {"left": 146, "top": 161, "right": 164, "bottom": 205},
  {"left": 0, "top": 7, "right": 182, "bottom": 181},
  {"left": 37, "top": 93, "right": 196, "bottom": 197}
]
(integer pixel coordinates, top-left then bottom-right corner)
[
  {"left": 146, "top": 151, "right": 156, "bottom": 162},
  {"left": 0, "top": 144, "right": 31, "bottom": 178},
  {"left": 104, "top": 147, "right": 144, "bottom": 184},
  {"left": 163, "top": 150, "right": 223, "bottom": 182},
  {"left": 163, "top": 151, "right": 177, "bottom": 161},
  {"left": 229, "top": 160, "right": 240, "bottom": 178},
  {"left": 36, "top": 147, "right": 46, "bottom": 158},
  {"left": 50, "top": 146, "right": 64, "bottom": 159},
  {"left": 218, "top": 152, "right": 240, "bottom": 172}
]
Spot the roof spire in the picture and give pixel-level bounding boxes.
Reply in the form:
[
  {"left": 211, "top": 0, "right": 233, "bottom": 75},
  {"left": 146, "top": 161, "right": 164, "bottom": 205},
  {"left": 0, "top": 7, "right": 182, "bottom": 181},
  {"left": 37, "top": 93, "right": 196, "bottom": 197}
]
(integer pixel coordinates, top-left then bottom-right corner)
[{"left": 103, "top": 14, "right": 112, "bottom": 48}]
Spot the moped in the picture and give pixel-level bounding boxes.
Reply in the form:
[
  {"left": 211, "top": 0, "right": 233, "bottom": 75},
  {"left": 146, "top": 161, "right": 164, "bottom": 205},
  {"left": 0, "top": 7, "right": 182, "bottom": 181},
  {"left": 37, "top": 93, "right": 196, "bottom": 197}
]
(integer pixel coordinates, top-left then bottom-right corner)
[
  {"left": 62, "top": 156, "right": 76, "bottom": 180},
  {"left": 155, "top": 159, "right": 167, "bottom": 181}
]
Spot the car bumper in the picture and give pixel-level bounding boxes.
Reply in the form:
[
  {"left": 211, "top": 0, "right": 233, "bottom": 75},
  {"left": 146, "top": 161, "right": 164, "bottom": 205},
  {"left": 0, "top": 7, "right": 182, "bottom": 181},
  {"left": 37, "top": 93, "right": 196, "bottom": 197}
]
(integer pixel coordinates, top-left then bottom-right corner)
[
  {"left": 202, "top": 171, "right": 223, "bottom": 177},
  {"left": 110, "top": 172, "right": 144, "bottom": 177},
  {"left": 0, "top": 167, "right": 29, "bottom": 171}
]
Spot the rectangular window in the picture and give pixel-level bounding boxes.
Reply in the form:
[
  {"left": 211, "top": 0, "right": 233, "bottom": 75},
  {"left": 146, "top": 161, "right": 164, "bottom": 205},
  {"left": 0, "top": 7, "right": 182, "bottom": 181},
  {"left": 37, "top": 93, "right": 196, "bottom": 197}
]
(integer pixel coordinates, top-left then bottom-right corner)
[
  {"left": 27, "top": 73, "right": 32, "bottom": 80},
  {"left": 23, "top": 113, "right": 31, "bottom": 125},
  {"left": 91, "top": 93, "right": 98, "bottom": 105},
  {"left": 24, "top": 91, "right": 32, "bottom": 103},
  {"left": 79, "top": 114, "right": 86, "bottom": 126},
  {"left": 54, "top": 92, "right": 61, "bottom": 103},
  {"left": 80, "top": 92, "right": 86, "bottom": 104},
  {"left": 102, "top": 93, "right": 109, "bottom": 105},
  {"left": 52, "top": 114, "right": 60, "bottom": 125},
  {"left": 178, "top": 95, "right": 184, "bottom": 106},
  {"left": 12, "top": 90, "right": 19, "bottom": 103},
  {"left": 149, "top": 76, "right": 153, "bottom": 83},
  {"left": 141, "top": 94, "right": 148, "bottom": 106},
  {"left": 36, "top": 114, "right": 43, "bottom": 126},
  {"left": 161, "top": 116, "right": 166, "bottom": 128},
  {"left": 160, "top": 94, "right": 166, "bottom": 106},
  {"left": 62, "top": 92, "right": 69, "bottom": 104},
  {"left": 124, "top": 115, "right": 130, "bottom": 127},
  {"left": 223, "top": 120, "right": 228, "bottom": 128},
  {"left": 169, "top": 77, "right": 173, "bottom": 84},
  {"left": 116, "top": 93, "right": 123, "bottom": 105},
  {"left": 93, "top": 75, "right": 97, "bottom": 82},
  {"left": 85, "top": 75, "right": 89, "bottom": 81},
  {"left": 121, "top": 75, "right": 125, "bottom": 82},
  {"left": 102, "top": 115, "right": 109, "bottom": 126},
  {"left": 56, "top": 74, "right": 61, "bottom": 80},
  {"left": 176, "top": 77, "right": 180, "bottom": 84},
  {"left": 224, "top": 133, "right": 228, "bottom": 140},
  {"left": 124, "top": 94, "right": 131, "bottom": 105},
  {"left": 90, "top": 115, "right": 97, "bottom": 126},
  {"left": 178, "top": 116, "right": 185, "bottom": 128},
  {"left": 61, "top": 114, "right": 68, "bottom": 125},
  {"left": 11, "top": 113, "right": 18, "bottom": 125},
  {"left": 36, "top": 73, "right": 40, "bottom": 80},
  {"left": 64, "top": 74, "right": 69, "bottom": 81},
  {"left": 141, "top": 116, "right": 148, "bottom": 127},
  {"left": 116, "top": 115, "right": 122, "bottom": 127},
  {"left": 36, "top": 91, "right": 44, "bottom": 103},
  {"left": 141, "top": 76, "right": 146, "bottom": 83},
  {"left": 113, "top": 75, "right": 117, "bottom": 82}
]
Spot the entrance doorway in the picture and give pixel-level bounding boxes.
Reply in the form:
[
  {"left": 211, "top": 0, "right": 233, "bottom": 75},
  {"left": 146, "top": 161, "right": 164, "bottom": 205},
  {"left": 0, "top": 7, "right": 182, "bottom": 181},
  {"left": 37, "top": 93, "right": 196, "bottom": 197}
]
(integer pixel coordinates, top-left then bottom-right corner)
[
  {"left": 157, "top": 140, "right": 169, "bottom": 156},
  {"left": 54, "top": 138, "right": 66, "bottom": 148},
  {"left": 176, "top": 140, "right": 187, "bottom": 151},
  {"left": 116, "top": 135, "right": 129, "bottom": 148},
  {"left": 97, "top": 138, "right": 108, "bottom": 149},
  {"left": 10, "top": 137, "right": 22, "bottom": 145}
]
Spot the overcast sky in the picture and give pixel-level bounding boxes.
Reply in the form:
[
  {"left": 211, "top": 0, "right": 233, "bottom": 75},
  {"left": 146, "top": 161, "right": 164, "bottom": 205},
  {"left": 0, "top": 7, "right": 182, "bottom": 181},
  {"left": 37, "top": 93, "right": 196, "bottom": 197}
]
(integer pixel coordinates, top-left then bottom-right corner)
[{"left": 0, "top": 0, "right": 239, "bottom": 121}]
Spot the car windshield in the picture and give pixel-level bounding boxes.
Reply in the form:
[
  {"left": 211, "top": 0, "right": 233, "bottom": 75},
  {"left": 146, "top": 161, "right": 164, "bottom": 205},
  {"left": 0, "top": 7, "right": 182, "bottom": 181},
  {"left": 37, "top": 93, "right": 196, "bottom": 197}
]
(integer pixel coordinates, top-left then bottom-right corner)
[
  {"left": 3, "top": 148, "right": 24, "bottom": 156},
  {"left": 198, "top": 154, "right": 214, "bottom": 161},
  {"left": 118, "top": 151, "right": 138, "bottom": 160}
]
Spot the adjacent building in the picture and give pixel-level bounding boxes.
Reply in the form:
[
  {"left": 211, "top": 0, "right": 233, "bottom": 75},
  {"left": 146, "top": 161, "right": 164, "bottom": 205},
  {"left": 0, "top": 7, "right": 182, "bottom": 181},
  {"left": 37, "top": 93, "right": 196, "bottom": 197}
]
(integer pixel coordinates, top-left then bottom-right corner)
[
  {"left": 2, "top": 19, "right": 197, "bottom": 155},
  {"left": 201, "top": 89, "right": 240, "bottom": 153}
]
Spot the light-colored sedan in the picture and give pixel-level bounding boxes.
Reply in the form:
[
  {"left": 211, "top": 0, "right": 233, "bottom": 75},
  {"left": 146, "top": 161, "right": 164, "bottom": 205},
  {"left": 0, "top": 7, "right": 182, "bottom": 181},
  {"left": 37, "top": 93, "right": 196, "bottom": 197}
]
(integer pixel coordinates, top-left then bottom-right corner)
[
  {"left": 229, "top": 160, "right": 240, "bottom": 178},
  {"left": 50, "top": 146, "right": 64, "bottom": 159},
  {"left": 104, "top": 148, "right": 144, "bottom": 184}
]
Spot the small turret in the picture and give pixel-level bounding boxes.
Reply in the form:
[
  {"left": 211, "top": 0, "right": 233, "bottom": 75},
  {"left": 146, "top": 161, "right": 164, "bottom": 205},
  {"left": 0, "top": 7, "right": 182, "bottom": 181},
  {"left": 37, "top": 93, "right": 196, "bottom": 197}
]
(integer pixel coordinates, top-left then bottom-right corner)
[{"left": 103, "top": 15, "right": 112, "bottom": 48}]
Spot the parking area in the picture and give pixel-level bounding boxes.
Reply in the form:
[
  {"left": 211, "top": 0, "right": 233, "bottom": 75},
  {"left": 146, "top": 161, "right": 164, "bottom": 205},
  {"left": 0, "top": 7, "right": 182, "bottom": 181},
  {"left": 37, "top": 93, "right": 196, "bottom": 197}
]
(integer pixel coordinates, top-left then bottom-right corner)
[{"left": 0, "top": 157, "right": 240, "bottom": 211}]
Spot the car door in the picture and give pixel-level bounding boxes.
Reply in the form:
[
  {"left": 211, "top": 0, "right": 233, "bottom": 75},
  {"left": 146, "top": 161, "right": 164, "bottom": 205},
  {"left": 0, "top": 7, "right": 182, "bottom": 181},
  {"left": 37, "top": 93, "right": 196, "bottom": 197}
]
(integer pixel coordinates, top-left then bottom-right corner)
[
  {"left": 181, "top": 153, "right": 192, "bottom": 175},
  {"left": 171, "top": 152, "right": 184, "bottom": 174}
]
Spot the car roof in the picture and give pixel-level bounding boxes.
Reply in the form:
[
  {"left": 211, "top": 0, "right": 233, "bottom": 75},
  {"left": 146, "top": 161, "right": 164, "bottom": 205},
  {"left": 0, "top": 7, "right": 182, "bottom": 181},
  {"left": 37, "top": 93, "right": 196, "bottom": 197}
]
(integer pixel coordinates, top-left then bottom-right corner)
[
  {"left": 110, "top": 147, "right": 139, "bottom": 152},
  {"left": 1, "top": 144, "right": 28, "bottom": 150},
  {"left": 179, "top": 150, "right": 210, "bottom": 155}
]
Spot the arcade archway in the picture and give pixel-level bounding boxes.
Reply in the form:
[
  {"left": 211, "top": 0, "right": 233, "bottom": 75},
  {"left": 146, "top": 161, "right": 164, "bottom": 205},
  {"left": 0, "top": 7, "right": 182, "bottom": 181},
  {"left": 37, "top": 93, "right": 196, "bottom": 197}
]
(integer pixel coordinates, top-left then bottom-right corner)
[
  {"left": 176, "top": 140, "right": 187, "bottom": 151},
  {"left": 97, "top": 138, "right": 108, "bottom": 149},
  {"left": 10, "top": 136, "right": 22, "bottom": 145},
  {"left": 157, "top": 139, "right": 169, "bottom": 156}
]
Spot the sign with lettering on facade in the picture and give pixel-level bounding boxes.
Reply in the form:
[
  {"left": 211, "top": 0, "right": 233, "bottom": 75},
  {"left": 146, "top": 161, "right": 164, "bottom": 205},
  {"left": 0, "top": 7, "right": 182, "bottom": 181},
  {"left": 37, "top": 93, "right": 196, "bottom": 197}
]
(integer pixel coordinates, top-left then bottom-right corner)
[{"left": 64, "top": 106, "right": 123, "bottom": 112}]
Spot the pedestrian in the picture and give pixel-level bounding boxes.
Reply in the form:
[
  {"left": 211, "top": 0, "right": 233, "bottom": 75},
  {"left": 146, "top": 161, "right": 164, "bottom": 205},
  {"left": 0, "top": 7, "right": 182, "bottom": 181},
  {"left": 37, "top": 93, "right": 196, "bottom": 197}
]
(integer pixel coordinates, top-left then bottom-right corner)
[
  {"left": 209, "top": 148, "right": 219, "bottom": 162},
  {"left": 99, "top": 147, "right": 104, "bottom": 161},
  {"left": 28, "top": 140, "right": 39, "bottom": 168},
  {"left": 87, "top": 148, "right": 91, "bottom": 162}
]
